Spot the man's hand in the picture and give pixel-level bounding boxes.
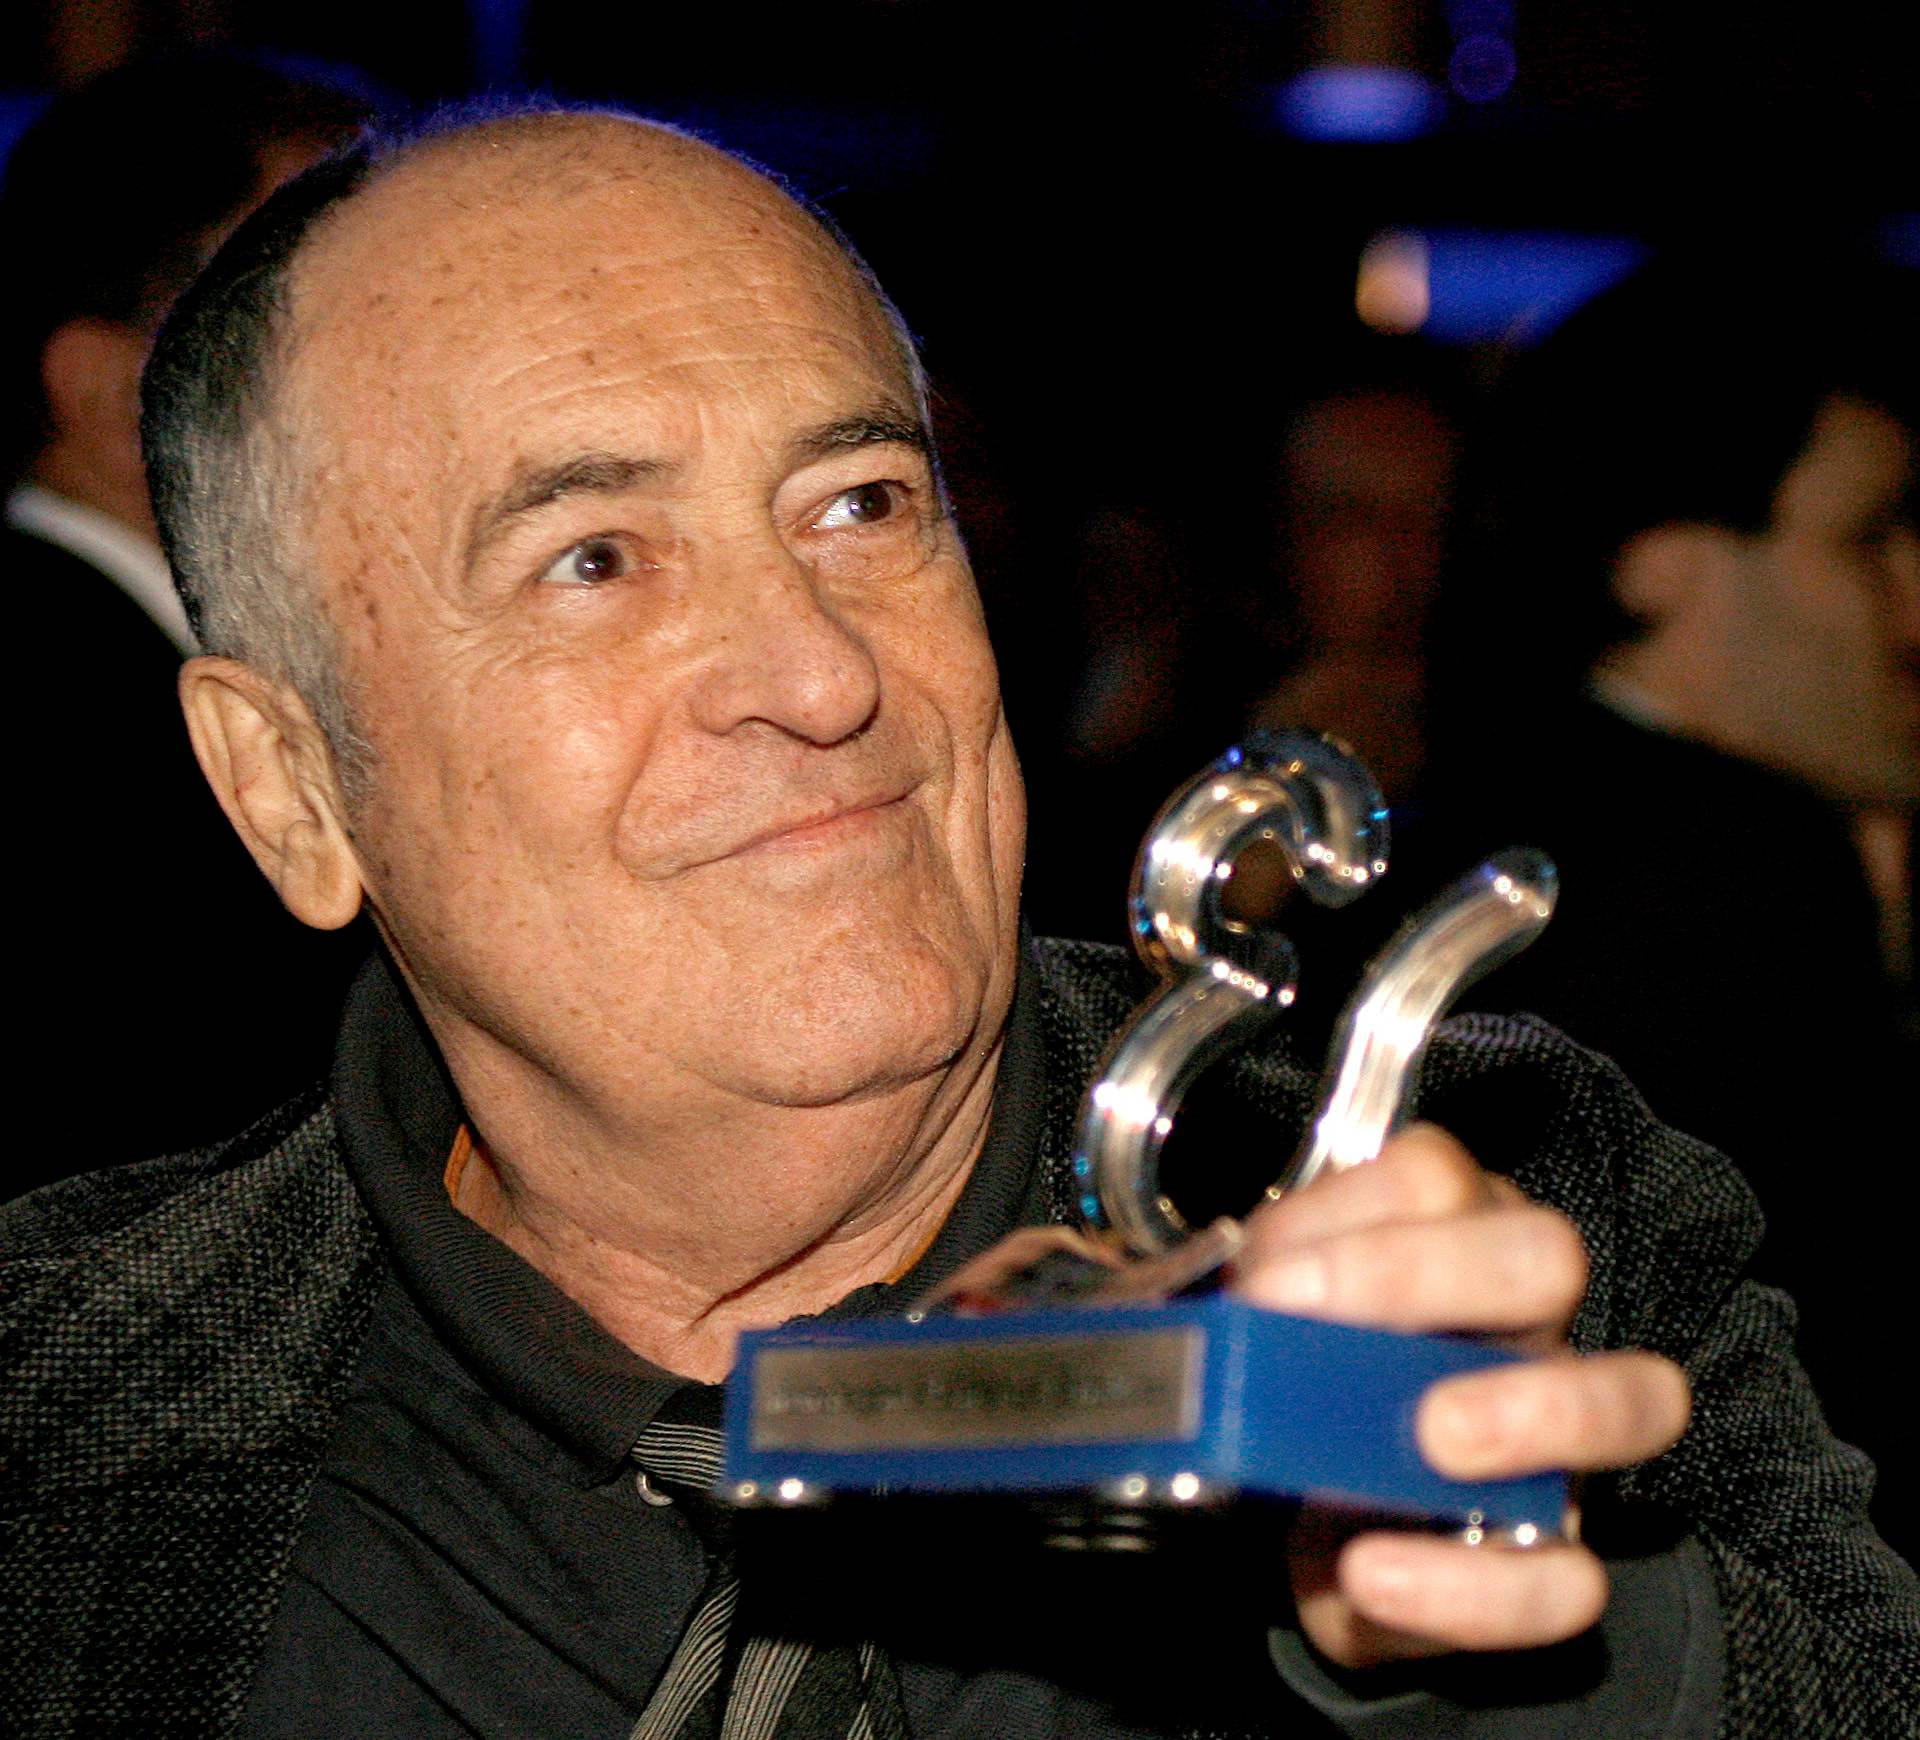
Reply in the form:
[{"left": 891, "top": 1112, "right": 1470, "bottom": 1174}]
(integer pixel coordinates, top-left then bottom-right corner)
[{"left": 1230, "top": 1123, "right": 1691, "bottom": 1670}]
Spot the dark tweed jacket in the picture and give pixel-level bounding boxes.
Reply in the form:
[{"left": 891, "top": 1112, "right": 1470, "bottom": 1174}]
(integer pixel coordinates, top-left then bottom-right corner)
[{"left": 3, "top": 938, "right": 1917, "bottom": 1737}]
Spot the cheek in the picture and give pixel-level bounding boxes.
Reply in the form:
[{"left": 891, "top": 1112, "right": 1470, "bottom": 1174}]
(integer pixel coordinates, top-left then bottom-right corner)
[
  {"left": 985, "top": 712, "right": 1028, "bottom": 887},
  {"left": 355, "top": 658, "right": 648, "bottom": 908},
  {"left": 919, "top": 606, "right": 1025, "bottom": 906},
  {"left": 908, "top": 578, "right": 1003, "bottom": 746}
]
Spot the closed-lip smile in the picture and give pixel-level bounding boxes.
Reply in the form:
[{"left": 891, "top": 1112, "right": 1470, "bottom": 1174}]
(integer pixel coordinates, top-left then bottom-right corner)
[{"left": 700, "top": 785, "right": 917, "bottom": 867}]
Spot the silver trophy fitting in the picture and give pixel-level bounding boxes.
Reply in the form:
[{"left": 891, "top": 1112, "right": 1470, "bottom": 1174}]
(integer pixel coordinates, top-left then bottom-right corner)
[
  {"left": 1074, "top": 730, "right": 1389, "bottom": 1256},
  {"left": 1074, "top": 730, "right": 1557, "bottom": 1257},
  {"left": 1275, "top": 848, "right": 1557, "bottom": 1195}
]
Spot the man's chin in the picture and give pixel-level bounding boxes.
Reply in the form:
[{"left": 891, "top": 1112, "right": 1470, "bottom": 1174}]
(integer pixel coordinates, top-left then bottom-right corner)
[
  {"left": 697, "top": 935, "right": 1003, "bottom": 1111},
  {"left": 709, "top": 1025, "right": 973, "bottom": 1112}
]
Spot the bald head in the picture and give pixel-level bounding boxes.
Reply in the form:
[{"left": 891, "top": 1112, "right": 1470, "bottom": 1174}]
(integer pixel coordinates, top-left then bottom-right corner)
[
  {"left": 142, "top": 108, "right": 926, "bottom": 798},
  {"left": 294, "top": 113, "right": 921, "bottom": 392}
]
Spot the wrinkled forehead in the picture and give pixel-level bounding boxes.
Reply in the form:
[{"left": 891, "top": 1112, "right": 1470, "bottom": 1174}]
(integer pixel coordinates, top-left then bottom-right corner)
[{"left": 277, "top": 121, "right": 910, "bottom": 544}]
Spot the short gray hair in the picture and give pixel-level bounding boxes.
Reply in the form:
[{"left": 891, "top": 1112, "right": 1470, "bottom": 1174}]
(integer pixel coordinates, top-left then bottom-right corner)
[{"left": 141, "top": 140, "right": 381, "bottom": 800}]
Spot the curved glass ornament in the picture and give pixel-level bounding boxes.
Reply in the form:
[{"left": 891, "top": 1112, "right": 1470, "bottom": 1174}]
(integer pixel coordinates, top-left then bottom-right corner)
[
  {"left": 1275, "top": 848, "right": 1558, "bottom": 1195},
  {"left": 1076, "top": 730, "right": 1389, "bottom": 1256}
]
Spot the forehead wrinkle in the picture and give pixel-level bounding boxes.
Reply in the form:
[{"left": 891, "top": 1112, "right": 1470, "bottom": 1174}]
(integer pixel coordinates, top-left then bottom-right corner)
[
  {"left": 461, "top": 305, "right": 910, "bottom": 469},
  {"left": 337, "top": 241, "right": 899, "bottom": 441},
  {"left": 287, "top": 126, "right": 904, "bottom": 412},
  {"left": 282, "top": 121, "right": 920, "bottom": 608}
]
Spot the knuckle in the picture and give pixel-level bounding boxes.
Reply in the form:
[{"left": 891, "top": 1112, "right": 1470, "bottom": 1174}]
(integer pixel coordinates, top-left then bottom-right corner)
[
  {"left": 1470, "top": 1358, "right": 1588, "bottom": 1463},
  {"left": 1317, "top": 1233, "right": 1388, "bottom": 1312},
  {"left": 1381, "top": 1124, "right": 1484, "bottom": 1216},
  {"left": 1476, "top": 1547, "right": 1607, "bottom": 1649},
  {"left": 1518, "top": 1359, "right": 1589, "bottom": 1448},
  {"left": 1322, "top": 1224, "right": 1447, "bottom": 1324},
  {"left": 1499, "top": 1547, "right": 1608, "bottom": 1640},
  {"left": 1617, "top": 1352, "right": 1694, "bottom": 1457},
  {"left": 1524, "top": 1352, "right": 1694, "bottom": 1471},
  {"left": 1504, "top": 1206, "right": 1589, "bottom": 1307}
]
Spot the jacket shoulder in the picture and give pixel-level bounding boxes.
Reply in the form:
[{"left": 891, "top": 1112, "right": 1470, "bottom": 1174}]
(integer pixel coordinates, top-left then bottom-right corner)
[
  {"left": 0, "top": 1082, "right": 332, "bottom": 1259},
  {"left": 0, "top": 1086, "right": 387, "bottom": 1737},
  {"left": 1, "top": 1085, "right": 383, "bottom": 1491}
]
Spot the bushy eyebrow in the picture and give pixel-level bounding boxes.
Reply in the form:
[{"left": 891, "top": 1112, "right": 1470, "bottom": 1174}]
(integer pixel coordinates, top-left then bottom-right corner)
[
  {"left": 465, "top": 452, "right": 669, "bottom": 570},
  {"left": 463, "top": 406, "right": 931, "bottom": 572},
  {"left": 788, "top": 404, "right": 932, "bottom": 468}
]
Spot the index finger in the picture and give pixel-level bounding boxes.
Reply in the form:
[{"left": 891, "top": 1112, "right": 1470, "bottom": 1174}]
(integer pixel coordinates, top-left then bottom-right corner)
[{"left": 1240, "top": 1122, "right": 1518, "bottom": 1255}]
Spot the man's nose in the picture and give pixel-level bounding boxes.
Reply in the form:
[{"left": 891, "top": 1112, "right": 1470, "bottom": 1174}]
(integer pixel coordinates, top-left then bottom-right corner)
[{"left": 688, "top": 544, "right": 883, "bottom": 745}]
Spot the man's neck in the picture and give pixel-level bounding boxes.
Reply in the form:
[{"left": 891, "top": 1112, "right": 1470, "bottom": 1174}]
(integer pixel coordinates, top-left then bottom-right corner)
[
  {"left": 27, "top": 448, "right": 158, "bottom": 544},
  {"left": 1590, "top": 634, "right": 1743, "bottom": 751},
  {"left": 434, "top": 1025, "right": 1008, "bottom": 1382},
  {"left": 1586, "top": 664, "right": 1687, "bottom": 736}
]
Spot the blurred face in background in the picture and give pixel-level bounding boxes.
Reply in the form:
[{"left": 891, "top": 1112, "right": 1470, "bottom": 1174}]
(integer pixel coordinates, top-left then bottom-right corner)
[
  {"left": 1723, "top": 394, "right": 1920, "bottom": 807},
  {"left": 1278, "top": 387, "right": 1459, "bottom": 657}
]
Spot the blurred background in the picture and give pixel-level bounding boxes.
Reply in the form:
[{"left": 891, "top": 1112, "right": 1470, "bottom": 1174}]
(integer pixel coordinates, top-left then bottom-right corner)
[
  {"left": 6, "top": 0, "right": 1914, "bottom": 936},
  {"left": 4, "top": 0, "right": 1917, "bottom": 1545}
]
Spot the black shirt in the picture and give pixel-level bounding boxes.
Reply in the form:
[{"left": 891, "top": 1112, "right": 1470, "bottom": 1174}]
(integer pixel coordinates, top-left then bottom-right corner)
[{"left": 239, "top": 946, "right": 1722, "bottom": 1738}]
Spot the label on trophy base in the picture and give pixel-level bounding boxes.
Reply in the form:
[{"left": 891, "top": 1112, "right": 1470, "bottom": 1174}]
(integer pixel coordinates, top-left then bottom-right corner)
[
  {"left": 728, "top": 1297, "right": 1570, "bottom": 1535},
  {"left": 750, "top": 1328, "right": 1203, "bottom": 1452}
]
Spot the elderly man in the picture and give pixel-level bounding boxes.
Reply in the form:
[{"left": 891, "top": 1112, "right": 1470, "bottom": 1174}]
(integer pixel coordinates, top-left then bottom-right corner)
[{"left": 4, "top": 110, "right": 1915, "bottom": 1738}]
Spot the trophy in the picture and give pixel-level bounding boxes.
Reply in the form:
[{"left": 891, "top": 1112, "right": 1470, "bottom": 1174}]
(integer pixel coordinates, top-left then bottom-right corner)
[{"left": 725, "top": 730, "right": 1568, "bottom": 1544}]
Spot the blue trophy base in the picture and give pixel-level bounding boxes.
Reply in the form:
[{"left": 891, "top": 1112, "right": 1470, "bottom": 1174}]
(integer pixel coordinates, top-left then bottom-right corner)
[{"left": 726, "top": 1294, "right": 1567, "bottom": 1535}]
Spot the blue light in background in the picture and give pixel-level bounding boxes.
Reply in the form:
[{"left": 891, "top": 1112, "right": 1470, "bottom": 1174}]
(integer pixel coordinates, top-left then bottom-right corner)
[
  {"left": 1441, "top": 230, "right": 1650, "bottom": 340},
  {"left": 1880, "top": 216, "right": 1920, "bottom": 272},
  {"left": 0, "top": 91, "right": 48, "bottom": 173},
  {"left": 1449, "top": 34, "right": 1517, "bottom": 103},
  {"left": 469, "top": 0, "right": 530, "bottom": 85},
  {"left": 1274, "top": 67, "right": 1445, "bottom": 143},
  {"left": 1359, "top": 229, "right": 1652, "bottom": 344},
  {"left": 1425, "top": 230, "right": 1650, "bottom": 342}
]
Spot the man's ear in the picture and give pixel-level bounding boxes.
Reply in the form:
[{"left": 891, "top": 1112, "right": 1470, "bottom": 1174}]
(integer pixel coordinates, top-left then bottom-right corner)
[
  {"left": 1611, "top": 524, "right": 1741, "bottom": 627},
  {"left": 180, "top": 656, "right": 365, "bottom": 931},
  {"left": 40, "top": 317, "right": 145, "bottom": 451}
]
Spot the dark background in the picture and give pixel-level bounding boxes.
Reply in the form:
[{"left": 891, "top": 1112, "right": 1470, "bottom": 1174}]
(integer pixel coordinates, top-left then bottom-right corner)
[{"left": 5, "top": 0, "right": 1916, "bottom": 942}]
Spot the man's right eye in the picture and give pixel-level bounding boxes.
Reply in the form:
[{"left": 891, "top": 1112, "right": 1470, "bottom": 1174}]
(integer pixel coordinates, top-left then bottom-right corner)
[{"left": 539, "top": 536, "right": 639, "bottom": 587}]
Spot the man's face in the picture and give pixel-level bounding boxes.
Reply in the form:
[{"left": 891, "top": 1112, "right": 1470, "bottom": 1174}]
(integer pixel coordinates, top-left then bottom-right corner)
[
  {"left": 284, "top": 130, "right": 1024, "bottom": 1125},
  {"left": 1279, "top": 389, "right": 1457, "bottom": 654},
  {"left": 1726, "top": 394, "right": 1920, "bottom": 806}
]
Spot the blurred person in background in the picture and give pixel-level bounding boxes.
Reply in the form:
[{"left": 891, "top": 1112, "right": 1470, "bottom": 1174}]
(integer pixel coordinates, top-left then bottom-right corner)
[
  {"left": 1021, "top": 502, "right": 1213, "bottom": 943},
  {"left": 0, "top": 52, "right": 374, "bottom": 1193},
  {"left": 1179, "top": 350, "right": 1470, "bottom": 1058},
  {"left": 1244, "top": 358, "right": 1463, "bottom": 809},
  {"left": 1429, "top": 256, "right": 1919, "bottom": 1550}
]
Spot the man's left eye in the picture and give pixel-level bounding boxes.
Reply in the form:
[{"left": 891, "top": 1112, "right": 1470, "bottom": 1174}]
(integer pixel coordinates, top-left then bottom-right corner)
[
  {"left": 538, "top": 536, "right": 637, "bottom": 587},
  {"left": 815, "top": 483, "right": 900, "bottom": 530}
]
